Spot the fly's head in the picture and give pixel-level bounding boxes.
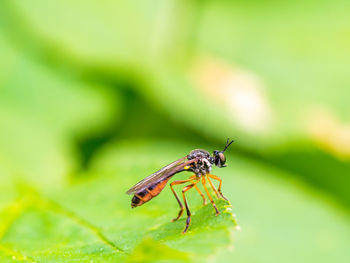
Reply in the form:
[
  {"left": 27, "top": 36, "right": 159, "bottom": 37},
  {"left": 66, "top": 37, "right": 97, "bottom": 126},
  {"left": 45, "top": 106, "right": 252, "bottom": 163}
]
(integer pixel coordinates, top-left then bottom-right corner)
[{"left": 213, "top": 139, "right": 234, "bottom": 168}]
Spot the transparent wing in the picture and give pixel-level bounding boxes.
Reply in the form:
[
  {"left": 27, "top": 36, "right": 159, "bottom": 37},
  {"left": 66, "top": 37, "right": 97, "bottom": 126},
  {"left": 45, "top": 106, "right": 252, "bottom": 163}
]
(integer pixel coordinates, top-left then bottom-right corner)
[{"left": 126, "top": 156, "right": 192, "bottom": 195}]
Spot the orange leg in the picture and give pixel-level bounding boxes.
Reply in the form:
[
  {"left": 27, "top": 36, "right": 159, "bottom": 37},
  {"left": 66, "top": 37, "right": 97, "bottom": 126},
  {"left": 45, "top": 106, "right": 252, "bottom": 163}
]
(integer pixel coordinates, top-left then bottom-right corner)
[
  {"left": 206, "top": 175, "right": 221, "bottom": 199},
  {"left": 194, "top": 184, "right": 207, "bottom": 205},
  {"left": 201, "top": 177, "right": 220, "bottom": 215},
  {"left": 170, "top": 178, "right": 194, "bottom": 222},
  {"left": 181, "top": 180, "right": 200, "bottom": 233},
  {"left": 208, "top": 174, "right": 228, "bottom": 201},
  {"left": 188, "top": 175, "right": 206, "bottom": 205}
]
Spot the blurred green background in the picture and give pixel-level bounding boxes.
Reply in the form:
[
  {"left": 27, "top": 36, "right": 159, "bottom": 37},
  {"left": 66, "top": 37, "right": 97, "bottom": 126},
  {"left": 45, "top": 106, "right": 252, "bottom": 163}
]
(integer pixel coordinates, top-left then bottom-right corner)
[{"left": 0, "top": 0, "right": 350, "bottom": 262}]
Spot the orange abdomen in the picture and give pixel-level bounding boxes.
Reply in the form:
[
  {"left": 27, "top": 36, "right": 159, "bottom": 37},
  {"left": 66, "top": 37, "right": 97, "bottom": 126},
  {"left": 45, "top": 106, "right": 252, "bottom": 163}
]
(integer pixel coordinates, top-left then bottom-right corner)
[{"left": 131, "top": 177, "right": 171, "bottom": 208}]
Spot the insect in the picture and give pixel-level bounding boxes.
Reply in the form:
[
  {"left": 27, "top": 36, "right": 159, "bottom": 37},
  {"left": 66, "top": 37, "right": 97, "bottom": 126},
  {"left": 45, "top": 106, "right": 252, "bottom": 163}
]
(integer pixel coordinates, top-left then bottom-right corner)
[{"left": 126, "top": 139, "right": 234, "bottom": 233}]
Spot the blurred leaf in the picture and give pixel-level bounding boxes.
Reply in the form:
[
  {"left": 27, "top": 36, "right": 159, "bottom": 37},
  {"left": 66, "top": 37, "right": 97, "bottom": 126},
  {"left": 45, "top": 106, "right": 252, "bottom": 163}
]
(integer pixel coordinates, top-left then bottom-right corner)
[
  {"left": 198, "top": 0, "right": 350, "bottom": 116},
  {"left": 4, "top": 0, "right": 179, "bottom": 65},
  {"left": 126, "top": 238, "right": 189, "bottom": 263},
  {"left": 191, "top": 0, "right": 350, "bottom": 205},
  {"left": 0, "top": 33, "right": 118, "bottom": 187},
  {"left": 265, "top": 142, "right": 350, "bottom": 208},
  {"left": 6, "top": 0, "right": 350, "bottom": 146},
  {"left": 3, "top": 0, "right": 350, "bottom": 152}
]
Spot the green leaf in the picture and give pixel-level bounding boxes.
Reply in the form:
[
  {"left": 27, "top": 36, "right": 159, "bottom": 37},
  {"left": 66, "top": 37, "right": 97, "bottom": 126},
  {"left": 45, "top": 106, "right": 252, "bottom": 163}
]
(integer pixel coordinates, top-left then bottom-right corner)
[
  {"left": 1, "top": 140, "right": 349, "bottom": 262},
  {"left": 0, "top": 141, "right": 237, "bottom": 262}
]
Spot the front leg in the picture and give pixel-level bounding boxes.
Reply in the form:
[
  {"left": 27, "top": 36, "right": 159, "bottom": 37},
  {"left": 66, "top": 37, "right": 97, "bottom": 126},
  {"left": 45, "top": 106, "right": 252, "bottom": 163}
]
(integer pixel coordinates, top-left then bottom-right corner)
[
  {"left": 206, "top": 175, "right": 221, "bottom": 199},
  {"left": 202, "top": 177, "right": 220, "bottom": 215},
  {"left": 208, "top": 174, "right": 228, "bottom": 201}
]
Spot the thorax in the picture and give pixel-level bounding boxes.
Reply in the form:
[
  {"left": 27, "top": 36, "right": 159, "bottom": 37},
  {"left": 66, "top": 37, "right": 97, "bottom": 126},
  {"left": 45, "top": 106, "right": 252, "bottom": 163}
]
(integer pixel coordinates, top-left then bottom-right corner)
[{"left": 187, "top": 149, "right": 213, "bottom": 176}]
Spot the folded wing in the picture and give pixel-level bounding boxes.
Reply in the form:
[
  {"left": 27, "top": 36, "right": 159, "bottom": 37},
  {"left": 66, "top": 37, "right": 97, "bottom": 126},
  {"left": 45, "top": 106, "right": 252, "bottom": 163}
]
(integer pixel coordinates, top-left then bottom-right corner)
[{"left": 126, "top": 156, "right": 194, "bottom": 195}]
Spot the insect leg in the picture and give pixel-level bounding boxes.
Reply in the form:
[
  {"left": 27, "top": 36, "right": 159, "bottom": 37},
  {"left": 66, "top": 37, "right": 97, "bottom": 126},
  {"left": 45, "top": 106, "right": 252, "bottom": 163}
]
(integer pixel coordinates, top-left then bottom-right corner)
[
  {"left": 194, "top": 184, "right": 207, "bottom": 205},
  {"left": 208, "top": 174, "right": 228, "bottom": 201},
  {"left": 182, "top": 180, "right": 200, "bottom": 234},
  {"left": 188, "top": 175, "right": 207, "bottom": 205},
  {"left": 170, "top": 178, "right": 194, "bottom": 222},
  {"left": 201, "top": 177, "right": 220, "bottom": 215},
  {"left": 206, "top": 175, "right": 221, "bottom": 199}
]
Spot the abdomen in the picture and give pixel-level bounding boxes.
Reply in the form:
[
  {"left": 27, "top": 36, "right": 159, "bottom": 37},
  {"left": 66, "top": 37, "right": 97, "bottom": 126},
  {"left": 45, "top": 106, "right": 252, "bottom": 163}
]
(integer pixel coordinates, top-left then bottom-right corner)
[{"left": 131, "top": 177, "right": 171, "bottom": 208}]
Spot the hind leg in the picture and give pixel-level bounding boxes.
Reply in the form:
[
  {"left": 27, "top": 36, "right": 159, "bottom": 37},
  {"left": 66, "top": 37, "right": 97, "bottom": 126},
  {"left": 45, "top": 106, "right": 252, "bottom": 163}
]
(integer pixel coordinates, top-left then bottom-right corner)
[
  {"left": 181, "top": 180, "right": 200, "bottom": 233},
  {"left": 170, "top": 178, "right": 194, "bottom": 221}
]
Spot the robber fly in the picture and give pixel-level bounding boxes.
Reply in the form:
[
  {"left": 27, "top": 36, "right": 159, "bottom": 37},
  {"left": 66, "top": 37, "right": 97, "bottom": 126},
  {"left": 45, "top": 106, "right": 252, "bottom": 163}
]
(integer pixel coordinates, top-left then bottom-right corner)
[{"left": 126, "top": 139, "right": 234, "bottom": 233}]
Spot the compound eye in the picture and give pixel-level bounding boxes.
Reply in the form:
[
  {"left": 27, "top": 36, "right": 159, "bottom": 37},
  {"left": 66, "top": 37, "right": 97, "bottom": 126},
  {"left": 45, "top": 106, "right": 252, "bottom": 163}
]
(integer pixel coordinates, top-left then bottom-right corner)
[
  {"left": 212, "top": 151, "right": 219, "bottom": 165},
  {"left": 218, "top": 152, "right": 226, "bottom": 165}
]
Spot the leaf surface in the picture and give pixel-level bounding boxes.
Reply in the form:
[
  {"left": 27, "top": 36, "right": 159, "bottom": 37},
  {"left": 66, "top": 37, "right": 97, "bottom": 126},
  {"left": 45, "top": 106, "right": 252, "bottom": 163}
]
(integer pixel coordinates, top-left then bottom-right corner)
[{"left": 1, "top": 140, "right": 350, "bottom": 262}]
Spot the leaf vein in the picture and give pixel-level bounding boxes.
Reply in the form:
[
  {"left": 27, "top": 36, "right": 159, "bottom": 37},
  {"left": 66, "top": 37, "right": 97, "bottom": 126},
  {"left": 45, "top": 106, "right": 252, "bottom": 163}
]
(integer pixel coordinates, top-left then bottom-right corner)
[{"left": 38, "top": 198, "right": 125, "bottom": 254}]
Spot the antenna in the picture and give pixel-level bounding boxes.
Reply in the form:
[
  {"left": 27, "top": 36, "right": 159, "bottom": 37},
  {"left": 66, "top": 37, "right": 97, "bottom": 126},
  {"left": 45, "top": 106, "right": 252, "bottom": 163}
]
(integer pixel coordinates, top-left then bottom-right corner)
[{"left": 222, "top": 138, "right": 234, "bottom": 152}]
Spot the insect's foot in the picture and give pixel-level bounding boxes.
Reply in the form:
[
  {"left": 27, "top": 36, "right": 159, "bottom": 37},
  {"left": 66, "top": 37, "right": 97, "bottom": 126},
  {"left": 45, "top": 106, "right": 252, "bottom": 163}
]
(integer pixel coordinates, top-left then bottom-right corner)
[
  {"left": 182, "top": 216, "right": 191, "bottom": 234},
  {"left": 172, "top": 214, "right": 182, "bottom": 222},
  {"left": 213, "top": 204, "right": 220, "bottom": 215},
  {"left": 172, "top": 208, "right": 184, "bottom": 222},
  {"left": 215, "top": 211, "right": 221, "bottom": 216},
  {"left": 220, "top": 193, "right": 229, "bottom": 201}
]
